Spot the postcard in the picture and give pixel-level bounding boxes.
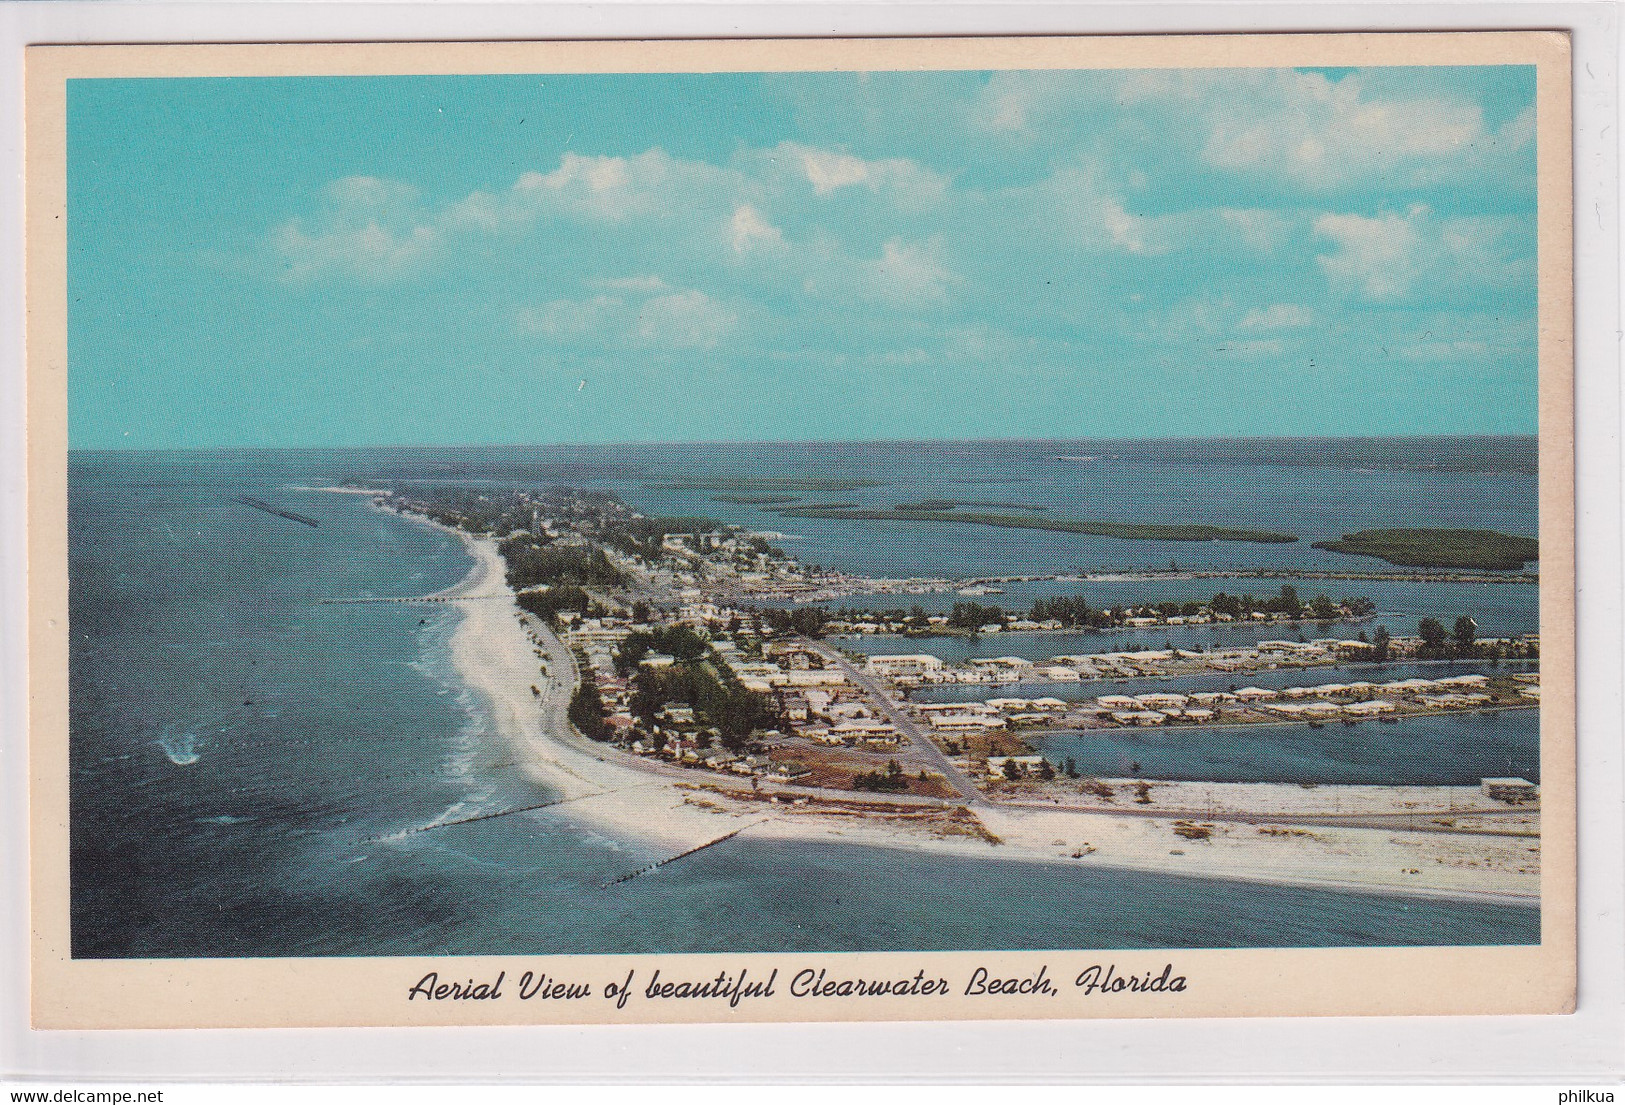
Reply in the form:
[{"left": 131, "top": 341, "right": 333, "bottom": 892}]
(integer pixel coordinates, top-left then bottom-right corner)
[{"left": 24, "top": 31, "right": 1575, "bottom": 1029}]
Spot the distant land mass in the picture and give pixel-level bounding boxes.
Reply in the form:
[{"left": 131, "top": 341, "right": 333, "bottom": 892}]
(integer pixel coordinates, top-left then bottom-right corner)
[
  {"left": 648, "top": 478, "right": 886, "bottom": 493},
  {"left": 1311, "top": 529, "right": 1539, "bottom": 571},
  {"left": 771, "top": 507, "right": 1298, "bottom": 545},
  {"left": 893, "top": 499, "right": 1051, "bottom": 513},
  {"left": 1043, "top": 435, "right": 1537, "bottom": 475}
]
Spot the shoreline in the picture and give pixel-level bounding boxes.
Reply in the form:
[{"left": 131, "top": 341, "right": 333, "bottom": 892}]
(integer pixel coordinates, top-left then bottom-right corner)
[{"left": 382, "top": 502, "right": 1541, "bottom": 908}]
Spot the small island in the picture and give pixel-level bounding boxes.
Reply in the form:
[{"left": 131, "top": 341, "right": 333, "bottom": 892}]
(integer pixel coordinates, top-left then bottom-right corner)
[
  {"left": 646, "top": 477, "right": 886, "bottom": 493},
  {"left": 893, "top": 499, "right": 1051, "bottom": 512},
  {"left": 1312, "top": 529, "right": 1539, "bottom": 571},
  {"left": 771, "top": 506, "right": 1298, "bottom": 545}
]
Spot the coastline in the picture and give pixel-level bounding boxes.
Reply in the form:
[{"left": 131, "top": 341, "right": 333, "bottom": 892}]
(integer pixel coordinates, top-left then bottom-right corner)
[{"left": 388, "top": 504, "right": 1541, "bottom": 908}]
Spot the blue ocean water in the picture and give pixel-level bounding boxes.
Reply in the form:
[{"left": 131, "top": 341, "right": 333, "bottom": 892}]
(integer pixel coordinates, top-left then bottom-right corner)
[{"left": 67, "top": 441, "right": 1540, "bottom": 957}]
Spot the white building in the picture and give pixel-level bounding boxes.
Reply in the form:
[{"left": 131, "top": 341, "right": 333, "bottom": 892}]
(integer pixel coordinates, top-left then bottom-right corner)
[{"left": 865, "top": 654, "right": 944, "bottom": 677}]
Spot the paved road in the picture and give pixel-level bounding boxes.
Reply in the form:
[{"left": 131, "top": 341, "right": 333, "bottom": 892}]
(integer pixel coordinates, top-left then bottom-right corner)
[
  {"left": 520, "top": 613, "right": 965, "bottom": 809},
  {"left": 524, "top": 615, "right": 1539, "bottom": 837},
  {"left": 803, "top": 637, "right": 989, "bottom": 807}
]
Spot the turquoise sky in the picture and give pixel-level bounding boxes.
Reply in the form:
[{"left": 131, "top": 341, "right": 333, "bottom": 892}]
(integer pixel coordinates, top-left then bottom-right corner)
[{"left": 67, "top": 66, "right": 1538, "bottom": 449}]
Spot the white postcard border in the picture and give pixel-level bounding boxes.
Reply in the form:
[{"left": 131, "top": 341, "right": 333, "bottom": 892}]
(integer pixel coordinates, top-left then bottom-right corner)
[{"left": 4, "top": 0, "right": 1618, "bottom": 1082}]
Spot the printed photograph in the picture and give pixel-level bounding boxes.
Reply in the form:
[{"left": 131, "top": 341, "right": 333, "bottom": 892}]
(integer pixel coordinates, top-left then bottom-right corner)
[{"left": 64, "top": 59, "right": 1548, "bottom": 962}]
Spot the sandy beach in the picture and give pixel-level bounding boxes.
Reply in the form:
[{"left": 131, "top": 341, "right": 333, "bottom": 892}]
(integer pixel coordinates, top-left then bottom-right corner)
[{"left": 409, "top": 517, "right": 1539, "bottom": 906}]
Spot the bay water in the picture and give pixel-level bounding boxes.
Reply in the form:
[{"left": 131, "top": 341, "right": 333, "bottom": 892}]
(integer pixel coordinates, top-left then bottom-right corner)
[{"left": 68, "top": 440, "right": 1540, "bottom": 957}]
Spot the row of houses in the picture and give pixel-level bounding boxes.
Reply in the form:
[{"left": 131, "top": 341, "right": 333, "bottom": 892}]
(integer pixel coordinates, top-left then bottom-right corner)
[
  {"left": 1089, "top": 672, "right": 1509, "bottom": 727},
  {"left": 625, "top": 737, "right": 812, "bottom": 782},
  {"left": 778, "top": 684, "right": 902, "bottom": 746},
  {"left": 860, "top": 636, "right": 1428, "bottom": 687}
]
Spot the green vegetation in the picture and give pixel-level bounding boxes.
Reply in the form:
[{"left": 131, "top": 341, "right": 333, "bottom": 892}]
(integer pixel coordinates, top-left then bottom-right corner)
[
  {"left": 402, "top": 486, "right": 627, "bottom": 539},
  {"left": 614, "top": 625, "right": 712, "bottom": 673},
  {"left": 1412, "top": 614, "right": 1536, "bottom": 660},
  {"left": 599, "top": 516, "right": 724, "bottom": 560},
  {"left": 710, "top": 494, "right": 801, "bottom": 505},
  {"left": 631, "top": 660, "right": 780, "bottom": 752},
  {"left": 569, "top": 681, "right": 610, "bottom": 742},
  {"left": 647, "top": 477, "right": 885, "bottom": 493},
  {"left": 772, "top": 507, "right": 1297, "bottom": 544},
  {"left": 501, "top": 540, "right": 626, "bottom": 590},
  {"left": 947, "top": 601, "right": 1008, "bottom": 631},
  {"left": 762, "top": 606, "right": 832, "bottom": 638},
  {"left": 852, "top": 760, "right": 909, "bottom": 793},
  {"left": 1311, "top": 529, "right": 1538, "bottom": 571},
  {"left": 893, "top": 499, "right": 1049, "bottom": 512},
  {"left": 516, "top": 586, "right": 593, "bottom": 624},
  {"left": 830, "top": 586, "right": 1374, "bottom": 634}
]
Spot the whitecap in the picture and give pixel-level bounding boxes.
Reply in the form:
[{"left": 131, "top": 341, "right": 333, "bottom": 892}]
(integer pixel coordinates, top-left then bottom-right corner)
[{"left": 156, "top": 731, "right": 200, "bottom": 765}]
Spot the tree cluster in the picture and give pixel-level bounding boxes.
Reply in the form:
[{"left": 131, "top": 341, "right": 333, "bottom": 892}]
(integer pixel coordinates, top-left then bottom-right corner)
[
  {"left": 761, "top": 606, "right": 832, "bottom": 638},
  {"left": 852, "top": 760, "right": 909, "bottom": 792},
  {"left": 614, "top": 625, "right": 712, "bottom": 673},
  {"left": 503, "top": 542, "right": 625, "bottom": 590},
  {"left": 568, "top": 681, "right": 610, "bottom": 741},
  {"left": 631, "top": 661, "right": 781, "bottom": 751},
  {"left": 599, "top": 516, "right": 723, "bottom": 561},
  {"left": 516, "top": 585, "right": 593, "bottom": 624},
  {"left": 947, "top": 601, "right": 1008, "bottom": 631},
  {"left": 1417, "top": 616, "right": 1487, "bottom": 659}
]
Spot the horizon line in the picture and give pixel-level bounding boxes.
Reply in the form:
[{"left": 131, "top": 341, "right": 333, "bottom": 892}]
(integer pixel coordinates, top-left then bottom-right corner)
[{"left": 67, "top": 431, "right": 1540, "bottom": 455}]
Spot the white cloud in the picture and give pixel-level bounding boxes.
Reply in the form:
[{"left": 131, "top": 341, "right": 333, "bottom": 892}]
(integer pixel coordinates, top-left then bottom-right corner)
[
  {"left": 770, "top": 142, "right": 948, "bottom": 207},
  {"left": 1240, "top": 304, "right": 1314, "bottom": 330},
  {"left": 730, "top": 205, "right": 784, "bottom": 254},
  {"left": 271, "top": 176, "right": 440, "bottom": 282},
  {"left": 1196, "top": 70, "right": 1519, "bottom": 191},
  {"left": 1313, "top": 205, "right": 1532, "bottom": 303},
  {"left": 511, "top": 151, "right": 652, "bottom": 221},
  {"left": 273, "top": 221, "right": 440, "bottom": 283},
  {"left": 589, "top": 274, "right": 670, "bottom": 293},
  {"left": 1032, "top": 168, "right": 1178, "bottom": 256},
  {"left": 1098, "top": 196, "right": 1164, "bottom": 256},
  {"left": 1313, "top": 210, "right": 1424, "bottom": 300},
  {"left": 864, "top": 237, "right": 958, "bottom": 304},
  {"left": 274, "top": 149, "right": 754, "bottom": 280},
  {"left": 972, "top": 68, "right": 1532, "bottom": 195},
  {"left": 634, "top": 290, "right": 737, "bottom": 350},
  {"left": 520, "top": 282, "right": 736, "bottom": 351},
  {"left": 796, "top": 146, "right": 871, "bottom": 194},
  {"left": 519, "top": 294, "right": 624, "bottom": 338},
  {"left": 1218, "top": 208, "right": 1291, "bottom": 253},
  {"left": 324, "top": 175, "right": 418, "bottom": 211},
  {"left": 1397, "top": 336, "right": 1491, "bottom": 362},
  {"left": 968, "top": 71, "right": 1084, "bottom": 136}
]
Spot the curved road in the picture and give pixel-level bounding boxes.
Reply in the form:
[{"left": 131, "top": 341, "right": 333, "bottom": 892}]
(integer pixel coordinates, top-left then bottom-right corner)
[{"left": 521, "top": 614, "right": 1531, "bottom": 839}]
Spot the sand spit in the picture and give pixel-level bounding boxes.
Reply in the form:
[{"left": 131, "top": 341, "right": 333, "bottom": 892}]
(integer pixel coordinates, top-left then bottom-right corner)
[{"left": 411, "top": 513, "right": 1539, "bottom": 905}]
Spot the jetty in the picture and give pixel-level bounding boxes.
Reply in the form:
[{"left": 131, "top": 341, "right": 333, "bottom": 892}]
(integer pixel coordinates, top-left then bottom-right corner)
[{"left": 235, "top": 495, "right": 320, "bottom": 527}]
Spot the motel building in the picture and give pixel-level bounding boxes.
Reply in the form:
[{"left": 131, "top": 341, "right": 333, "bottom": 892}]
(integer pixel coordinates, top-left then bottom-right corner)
[
  {"left": 1110, "top": 710, "right": 1170, "bottom": 727},
  {"left": 929, "top": 713, "right": 1008, "bottom": 732},
  {"left": 1480, "top": 777, "right": 1538, "bottom": 802},
  {"left": 864, "top": 654, "right": 945, "bottom": 678}
]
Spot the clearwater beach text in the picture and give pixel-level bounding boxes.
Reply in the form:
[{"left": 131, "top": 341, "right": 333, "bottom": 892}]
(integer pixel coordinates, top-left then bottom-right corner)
[{"left": 406, "top": 962, "right": 1187, "bottom": 1008}]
